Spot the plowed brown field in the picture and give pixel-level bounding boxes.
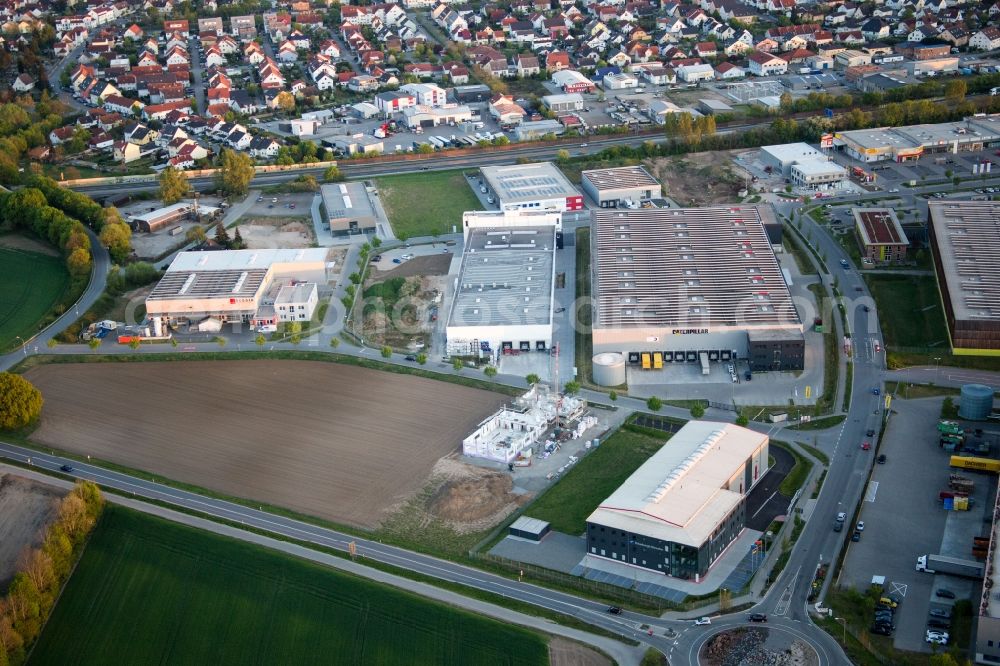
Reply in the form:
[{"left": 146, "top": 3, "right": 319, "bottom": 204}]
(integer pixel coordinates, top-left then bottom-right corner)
[{"left": 26, "top": 360, "right": 505, "bottom": 528}]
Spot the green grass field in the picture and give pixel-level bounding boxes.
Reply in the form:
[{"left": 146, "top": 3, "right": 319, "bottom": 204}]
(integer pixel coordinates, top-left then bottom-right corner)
[
  {"left": 31, "top": 507, "right": 549, "bottom": 665},
  {"left": 0, "top": 245, "right": 69, "bottom": 352},
  {"left": 525, "top": 428, "right": 668, "bottom": 535},
  {"left": 374, "top": 170, "right": 482, "bottom": 239},
  {"left": 864, "top": 274, "right": 949, "bottom": 350}
]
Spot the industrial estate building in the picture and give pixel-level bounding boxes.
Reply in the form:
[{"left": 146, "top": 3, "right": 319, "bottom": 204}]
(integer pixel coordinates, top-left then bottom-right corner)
[
  {"left": 852, "top": 208, "right": 909, "bottom": 264},
  {"left": 320, "top": 181, "right": 378, "bottom": 236},
  {"left": 480, "top": 162, "right": 584, "bottom": 212},
  {"left": 759, "top": 142, "right": 847, "bottom": 190},
  {"left": 129, "top": 202, "right": 221, "bottom": 233},
  {"left": 585, "top": 421, "right": 770, "bottom": 580},
  {"left": 835, "top": 114, "right": 1000, "bottom": 163},
  {"left": 145, "top": 248, "right": 332, "bottom": 335},
  {"left": 446, "top": 211, "right": 561, "bottom": 358},
  {"left": 928, "top": 200, "right": 1000, "bottom": 353},
  {"left": 590, "top": 205, "right": 804, "bottom": 383},
  {"left": 581, "top": 166, "right": 661, "bottom": 208}
]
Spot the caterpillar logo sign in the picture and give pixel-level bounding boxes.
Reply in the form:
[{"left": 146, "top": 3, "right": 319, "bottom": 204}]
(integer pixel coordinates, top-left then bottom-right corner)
[
  {"left": 565, "top": 195, "right": 584, "bottom": 211},
  {"left": 672, "top": 328, "right": 709, "bottom": 335}
]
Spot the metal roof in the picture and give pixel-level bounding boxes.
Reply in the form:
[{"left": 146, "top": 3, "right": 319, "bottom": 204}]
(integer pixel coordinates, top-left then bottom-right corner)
[
  {"left": 592, "top": 206, "right": 800, "bottom": 329},
  {"left": 481, "top": 162, "right": 579, "bottom": 204},
  {"left": 929, "top": 200, "right": 1000, "bottom": 323},
  {"left": 448, "top": 225, "right": 555, "bottom": 328},
  {"left": 582, "top": 165, "right": 660, "bottom": 192}
]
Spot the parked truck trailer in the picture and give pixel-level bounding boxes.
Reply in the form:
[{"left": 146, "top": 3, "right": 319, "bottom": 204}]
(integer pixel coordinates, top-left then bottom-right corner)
[{"left": 915, "top": 554, "right": 985, "bottom": 578}]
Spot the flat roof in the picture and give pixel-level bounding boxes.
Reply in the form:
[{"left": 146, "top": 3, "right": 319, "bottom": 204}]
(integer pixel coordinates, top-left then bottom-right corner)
[
  {"left": 760, "top": 142, "right": 823, "bottom": 163},
  {"left": 853, "top": 208, "right": 907, "bottom": 246},
  {"left": 149, "top": 267, "right": 269, "bottom": 301},
  {"left": 274, "top": 282, "right": 316, "bottom": 305},
  {"left": 837, "top": 114, "right": 1000, "bottom": 151},
  {"left": 166, "top": 248, "right": 329, "bottom": 273},
  {"left": 481, "top": 162, "right": 578, "bottom": 204},
  {"left": 510, "top": 516, "right": 549, "bottom": 535},
  {"left": 929, "top": 200, "right": 1000, "bottom": 323},
  {"left": 592, "top": 206, "right": 801, "bottom": 330},
  {"left": 320, "top": 181, "right": 377, "bottom": 231},
  {"left": 131, "top": 202, "right": 220, "bottom": 223},
  {"left": 582, "top": 165, "right": 660, "bottom": 192},
  {"left": 586, "top": 422, "right": 768, "bottom": 548},
  {"left": 448, "top": 224, "right": 555, "bottom": 328}
]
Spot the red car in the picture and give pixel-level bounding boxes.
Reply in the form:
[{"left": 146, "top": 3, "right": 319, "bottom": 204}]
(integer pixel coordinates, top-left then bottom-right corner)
[{"left": 861, "top": 442, "right": 871, "bottom": 451}]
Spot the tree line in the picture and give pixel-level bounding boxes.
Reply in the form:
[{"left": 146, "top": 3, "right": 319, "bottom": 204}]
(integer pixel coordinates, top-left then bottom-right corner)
[{"left": 0, "top": 481, "right": 103, "bottom": 666}]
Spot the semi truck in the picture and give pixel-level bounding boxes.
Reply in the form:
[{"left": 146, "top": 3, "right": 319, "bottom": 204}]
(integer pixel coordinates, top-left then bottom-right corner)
[{"left": 916, "top": 554, "right": 984, "bottom": 578}]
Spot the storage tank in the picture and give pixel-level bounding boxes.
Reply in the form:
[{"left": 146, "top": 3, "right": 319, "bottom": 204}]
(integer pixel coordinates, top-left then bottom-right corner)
[
  {"left": 593, "top": 352, "right": 626, "bottom": 387},
  {"left": 959, "top": 384, "right": 994, "bottom": 420}
]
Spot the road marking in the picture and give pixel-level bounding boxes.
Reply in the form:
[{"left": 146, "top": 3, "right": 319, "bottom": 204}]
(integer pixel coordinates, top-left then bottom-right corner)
[
  {"left": 890, "top": 582, "right": 908, "bottom": 598},
  {"left": 865, "top": 481, "right": 879, "bottom": 503},
  {"left": 751, "top": 492, "right": 778, "bottom": 520},
  {"left": 774, "top": 566, "right": 800, "bottom": 616}
]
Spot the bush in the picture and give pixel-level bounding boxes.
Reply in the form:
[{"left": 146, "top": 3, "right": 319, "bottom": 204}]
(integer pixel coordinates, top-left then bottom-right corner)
[
  {"left": 647, "top": 396, "right": 662, "bottom": 412},
  {"left": 691, "top": 404, "right": 705, "bottom": 419}
]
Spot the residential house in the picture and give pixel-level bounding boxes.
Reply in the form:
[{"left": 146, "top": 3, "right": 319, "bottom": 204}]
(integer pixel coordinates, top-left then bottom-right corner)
[
  {"left": 971, "top": 28, "right": 1000, "bottom": 51},
  {"left": 13, "top": 73, "right": 34, "bottom": 92},
  {"left": 516, "top": 55, "right": 540, "bottom": 77},
  {"left": 489, "top": 93, "right": 525, "bottom": 126},
  {"left": 113, "top": 140, "right": 141, "bottom": 163}
]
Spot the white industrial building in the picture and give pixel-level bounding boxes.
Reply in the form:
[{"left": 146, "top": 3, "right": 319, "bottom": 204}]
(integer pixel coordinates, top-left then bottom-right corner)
[
  {"left": 274, "top": 283, "right": 318, "bottom": 321},
  {"left": 480, "top": 162, "right": 584, "bottom": 212},
  {"left": 145, "top": 248, "right": 332, "bottom": 335},
  {"left": 759, "top": 142, "right": 826, "bottom": 177},
  {"left": 835, "top": 114, "right": 1000, "bottom": 163},
  {"left": 590, "top": 206, "right": 804, "bottom": 383},
  {"left": 581, "top": 166, "right": 661, "bottom": 207},
  {"left": 789, "top": 160, "right": 848, "bottom": 189},
  {"left": 462, "top": 385, "right": 589, "bottom": 463},
  {"left": 401, "top": 104, "right": 473, "bottom": 128},
  {"left": 446, "top": 210, "right": 561, "bottom": 358},
  {"left": 585, "top": 421, "right": 770, "bottom": 579}
]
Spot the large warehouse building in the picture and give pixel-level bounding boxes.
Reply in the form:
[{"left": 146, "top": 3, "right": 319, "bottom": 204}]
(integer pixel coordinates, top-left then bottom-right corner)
[
  {"left": 928, "top": 201, "right": 1000, "bottom": 353},
  {"left": 590, "top": 205, "right": 804, "bottom": 383},
  {"left": 585, "top": 421, "right": 770, "bottom": 580},
  {"left": 581, "top": 166, "right": 661, "bottom": 208},
  {"left": 835, "top": 114, "right": 1000, "bottom": 163},
  {"left": 145, "top": 248, "right": 332, "bottom": 335},
  {"left": 446, "top": 211, "right": 560, "bottom": 358},
  {"left": 480, "top": 163, "right": 584, "bottom": 213}
]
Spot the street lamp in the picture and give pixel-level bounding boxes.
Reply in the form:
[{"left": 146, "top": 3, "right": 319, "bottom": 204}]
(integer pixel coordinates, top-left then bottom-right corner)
[
  {"left": 14, "top": 335, "right": 26, "bottom": 356},
  {"left": 835, "top": 617, "right": 847, "bottom": 643},
  {"left": 933, "top": 357, "right": 942, "bottom": 383}
]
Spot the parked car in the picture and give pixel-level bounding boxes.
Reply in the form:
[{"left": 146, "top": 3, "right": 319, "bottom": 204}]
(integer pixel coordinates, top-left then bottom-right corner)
[
  {"left": 871, "top": 623, "right": 893, "bottom": 636},
  {"left": 836, "top": 512, "right": 847, "bottom": 522},
  {"left": 371, "top": 255, "right": 382, "bottom": 262},
  {"left": 926, "top": 631, "right": 948, "bottom": 645},
  {"left": 745, "top": 371, "right": 752, "bottom": 381},
  {"left": 857, "top": 521, "right": 865, "bottom": 531},
  {"left": 404, "top": 355, "right": 416, "bottom": 361},
  {"left": 935, "top": 589, "right": 956, "bottom": 599},
  {"left": 877, "top": 454, "right": 887, "bottom": 464},
  {"left": 833, "top": 521, "right": 843, "bottom": 532},
  {"left": 929, "top": 608, "right": 952, "bottom": 619},
  {"left": 851, "top": 531, "right": 861, "bottom": 542},
  {"left": 392, "top": 258, "right": 402, "bottom": 264},
  {"left": 927, "top": 618, "right": 951, "bottom": 630}
]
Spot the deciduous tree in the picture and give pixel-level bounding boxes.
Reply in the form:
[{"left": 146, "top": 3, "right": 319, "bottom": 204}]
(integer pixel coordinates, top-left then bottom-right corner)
[
  {"left": 0, "top": 373, "right": 42, "bottom": 430},
  {"left": 98, "top": 220, "right": 132, "bottom": 263},
  {"left": 215, "top": 148, "right": 255, "bottom": 197},
  {"left": 158, "top": 165, "right": 190, "bottom": 204}
]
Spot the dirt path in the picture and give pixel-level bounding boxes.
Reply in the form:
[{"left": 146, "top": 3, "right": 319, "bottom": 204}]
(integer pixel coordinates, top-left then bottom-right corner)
[
  {"left": 26, "top": 360, "right": 506, "bottom": 528},
  {"left": 0, "top": 234, "right": 59, "bottom": 256}
]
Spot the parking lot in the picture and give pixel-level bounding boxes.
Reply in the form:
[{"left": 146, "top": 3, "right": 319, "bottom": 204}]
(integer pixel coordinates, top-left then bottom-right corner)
[{"left": 839, "top": 396, "right": 994, "bottom": 652}]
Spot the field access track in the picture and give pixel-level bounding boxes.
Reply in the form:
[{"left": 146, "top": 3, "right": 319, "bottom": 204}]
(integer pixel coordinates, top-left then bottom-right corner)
[{"left": 26, "top": 360, "right": 505, "bottom": 528}]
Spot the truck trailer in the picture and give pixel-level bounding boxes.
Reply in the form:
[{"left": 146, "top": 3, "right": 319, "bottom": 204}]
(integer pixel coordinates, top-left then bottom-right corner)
[
  {"left": 915, "top": 554, "right": 984, "bottom": 578},
  {"left": 951, "top": 455, "right": 1000, "bottom": 473}
]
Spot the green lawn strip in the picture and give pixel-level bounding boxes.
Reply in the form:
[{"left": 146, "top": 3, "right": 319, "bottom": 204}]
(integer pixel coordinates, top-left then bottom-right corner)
[
  {"left": 842, "top": 361, "right": 853, "bottom": 412},
  {"left": 11, "top": 351, "right": 522, "bottom": 396},
  {"left": 811, "top": 469, "right": 827, "bottom": 498},
  {"left": 781, "top": 226, "right": 816, "bottom": 275},
  {"left": 30, "top": 505, "right": 550, "bottom": 665},
  {"left": 774, "top": 441, "right": 812, "bottom": 497},
  {"left": 765, "top": 515, "right": 805, "bottom": 592},
  {"left": 523, "top": 428, "right": 668, "bottom": 535},
  {"left": 797, "top": 441, "right": 830, "bottom": 466},
  {"left": 886, "top": 381, "right": 964, "bottom": 399},
  {"left": 805, "top": 282, "right": 839, "bottom": 417},
  {"left": 888, "top": 350, "right": 1000, "bottom": 372},
  {"left": 863, "top": 274, "right": 950, "bottom": 350},
  {"left": 374, "top": 169, "right": 482, "bottom": 239},
  {"left": 0, "top": 245, "right": 72, "bottom": 352},
  {"left": 787, "top": 415, "right": 846, "bottom": 431}
]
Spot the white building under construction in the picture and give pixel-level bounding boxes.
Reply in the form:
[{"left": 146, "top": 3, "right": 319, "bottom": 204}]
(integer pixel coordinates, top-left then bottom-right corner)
[{"left": 462, "top": 385, "right": 589, "bottom": 463}]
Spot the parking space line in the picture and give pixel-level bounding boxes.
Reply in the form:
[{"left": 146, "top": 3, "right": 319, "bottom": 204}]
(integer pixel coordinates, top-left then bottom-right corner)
[{"left": 865, "top": 481, "right": 879, "bottom": 503}]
